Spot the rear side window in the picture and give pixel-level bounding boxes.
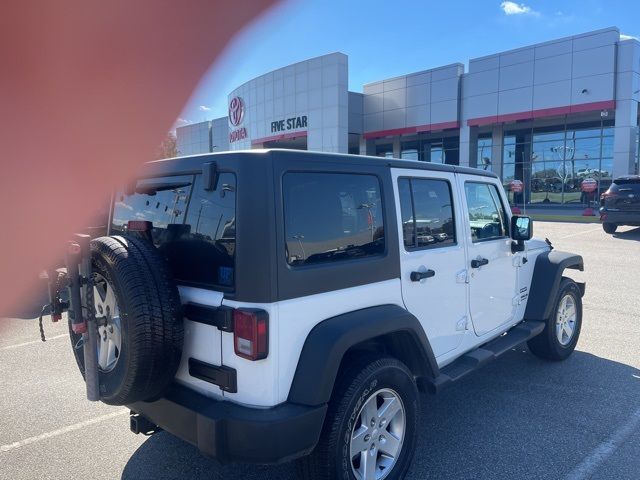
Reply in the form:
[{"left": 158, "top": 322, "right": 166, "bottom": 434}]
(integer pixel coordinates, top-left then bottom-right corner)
[
  {"left": 283, "top": 172, "right": 385, "bottom": 266},
  {"left": 111, "top": 172, "right": 236, "bottom": 289},
  {"left": 398, "top": 178, "right": 456, "bottom": 249},
  {"left": 464, "top": 182, "right": 508, "bottom": 242}
]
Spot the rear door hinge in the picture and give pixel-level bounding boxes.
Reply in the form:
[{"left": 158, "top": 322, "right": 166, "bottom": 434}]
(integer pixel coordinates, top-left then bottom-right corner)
[{"left": 183, "top": 303, "right": 234, "bottom": 332}]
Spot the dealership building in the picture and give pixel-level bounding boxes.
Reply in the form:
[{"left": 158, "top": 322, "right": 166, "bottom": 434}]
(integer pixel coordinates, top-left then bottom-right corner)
[{"left": 177, "top": 27, "right": 640, "bottom": 207}]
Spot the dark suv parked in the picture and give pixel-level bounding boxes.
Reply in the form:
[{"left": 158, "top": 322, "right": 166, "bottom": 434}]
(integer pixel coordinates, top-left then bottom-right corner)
[{"left": 600, "top": 175, "right": 640, "bottom": 234}]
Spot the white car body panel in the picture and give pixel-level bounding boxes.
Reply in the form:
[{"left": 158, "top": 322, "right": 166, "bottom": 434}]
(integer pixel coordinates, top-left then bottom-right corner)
[
  {"left": 390, "top": 168, "right": 469, "bottom": 358},
  {"left": 173, "top": 286, "right": 225, "bottom": 399},
  {"left": 172, "top": 171, "right": 550, "bottom": 407}
]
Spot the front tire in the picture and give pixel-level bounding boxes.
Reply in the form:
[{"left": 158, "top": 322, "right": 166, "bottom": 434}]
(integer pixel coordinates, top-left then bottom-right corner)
[
  {"left": 527, "top": 277, "right": 582, "bottom": 361},
  {"left": 296, "top": 356, "right": 418, "bottom": 480},
  {"left": 602, "top": 222, "right": 617, "bottom": 234}
]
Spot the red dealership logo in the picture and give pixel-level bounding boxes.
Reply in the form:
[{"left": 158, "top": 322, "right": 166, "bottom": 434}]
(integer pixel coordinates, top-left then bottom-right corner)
[{"left": 228, "top": 96, "right": 245, "bottom": 126}]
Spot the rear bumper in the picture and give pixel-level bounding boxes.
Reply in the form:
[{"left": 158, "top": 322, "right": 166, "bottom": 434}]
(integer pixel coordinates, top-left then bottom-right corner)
[
  {"left": 600, "top": 208, "right": 640, "bottom": 226},
  {"left": 129, "top": 384, "right": 327, "bottom": 464}
]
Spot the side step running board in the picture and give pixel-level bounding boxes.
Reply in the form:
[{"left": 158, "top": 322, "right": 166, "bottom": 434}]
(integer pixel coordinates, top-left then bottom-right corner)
[{"left": 429, "top": 321, "right": 545, "bottom": 394}]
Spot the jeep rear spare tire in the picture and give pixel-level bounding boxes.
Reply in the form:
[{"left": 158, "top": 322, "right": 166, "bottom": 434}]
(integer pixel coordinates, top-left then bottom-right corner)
[{"left": 69, "top": 235, "right": 183, "bottom": 405}]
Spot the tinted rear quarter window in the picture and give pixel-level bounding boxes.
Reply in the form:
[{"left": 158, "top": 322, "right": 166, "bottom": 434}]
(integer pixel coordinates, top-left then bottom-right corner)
[
  {"left": 283, "top": 172, "right": 385, "bottom": 266},
  {"left": 111, "top": 172, "right": 236, "bottom": 289},
  {"left": 612, "top": 178, "right": 640, "bottom": 193}
]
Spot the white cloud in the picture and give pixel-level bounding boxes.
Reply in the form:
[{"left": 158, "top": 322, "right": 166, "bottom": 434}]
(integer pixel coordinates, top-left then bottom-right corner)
[
  {"left": 170, "top": 117, "right": 192, "bottom": 134},
  {"left": 621, "top": 33, "right": 639, "bottom": 41},
  {"left": 198, "top": 105, "right": 212, "bottom": 112},
  {"left": 500, "top": 1, "right": 539, "bottom": 16}
]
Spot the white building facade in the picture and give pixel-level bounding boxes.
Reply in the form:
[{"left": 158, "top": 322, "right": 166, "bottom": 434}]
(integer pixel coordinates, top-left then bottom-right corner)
[{"left": 177, "top": 27, "right": 640, "bottom": 207}]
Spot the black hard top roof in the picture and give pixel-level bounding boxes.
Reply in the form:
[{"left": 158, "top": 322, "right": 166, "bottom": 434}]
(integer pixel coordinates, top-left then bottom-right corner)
[{"left": 145, "top": 149, "right": 499, "bottom": 179}]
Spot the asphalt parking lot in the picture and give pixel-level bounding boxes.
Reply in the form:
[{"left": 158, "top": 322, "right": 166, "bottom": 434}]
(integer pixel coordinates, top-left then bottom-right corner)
[{"left": 1, "top": 221, "right": 639, "bottom": 480}]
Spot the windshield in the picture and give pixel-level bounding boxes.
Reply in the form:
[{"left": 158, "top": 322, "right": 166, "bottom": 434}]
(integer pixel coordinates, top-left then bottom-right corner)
[{"left": 111, "top": 172, "right": 237, "bottom": 290}]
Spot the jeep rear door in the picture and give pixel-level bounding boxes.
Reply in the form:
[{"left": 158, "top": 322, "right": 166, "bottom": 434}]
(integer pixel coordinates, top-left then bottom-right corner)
[
  {"left": 457, "top": 176, "right": 518, "bottom": 337},
  {"left": 393, "top": 169, "right": 468, "bottom": 358}
]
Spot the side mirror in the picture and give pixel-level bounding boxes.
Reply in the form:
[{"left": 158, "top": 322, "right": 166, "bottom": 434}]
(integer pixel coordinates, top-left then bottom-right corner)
[
  {"left": 510, "top": 215, "right": 532, "bottom": 252},
  {"left": 511, "top": 215, "right": 533, "bottom": 241}
]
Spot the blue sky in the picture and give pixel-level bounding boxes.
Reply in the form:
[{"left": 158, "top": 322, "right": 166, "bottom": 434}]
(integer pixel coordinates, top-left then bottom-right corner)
[{"left": 176, "top": 0, "right": 640, "bottom": 126}]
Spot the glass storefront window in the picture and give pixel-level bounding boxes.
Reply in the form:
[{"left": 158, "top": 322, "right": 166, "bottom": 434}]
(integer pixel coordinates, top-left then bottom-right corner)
[
  {"left": 497, "top": 119, "right": 617, "bottom": 206},
  {"left": 401, "top": 140, "right": 419, "bottom": 160},
  {"left": 533, "top": 131, "right": 565, "bottom": 142},
  {"left": 531, "top": 141, "right": 565, "bottom": 162},
  {"left": 430, "top": 144, "right": 444, "bottom": 164},
  {"left": 569, "top": 137, "right": 602, "bottom": 161},
  {"left": 477, "top": 137, "right": 492, "bottom": 170},
  {"left": 503, "top": 143, "right": 530, "bottom": 164},
  {"left": 401, "top": 149, "right": 418, "bottom": 160},
  {"left": 376, "top": 144, "right": 394, "bottom": 158},
  {"left": 444, "top": 148, "right": 459, "bottom": 165},
  {"left": 574, "top": 127, "right": 603, "bottom": 138},
  {"left": 601, "top": 136, "right": 613, "bottom": 158}
]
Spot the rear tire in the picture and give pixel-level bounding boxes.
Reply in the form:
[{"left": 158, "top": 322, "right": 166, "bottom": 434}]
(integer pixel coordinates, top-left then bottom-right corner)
[
  {"left": 602, "top": 222, "right": 617, "bottom": 234},
  {"left": 527, "top": 277, "right": 582, "bottom": 361},
  {"left": 296, "top": 356, "right": 418, "bottom": 480},
  {"left": 69, "top": 235, "right": 183, "bottom": 405}
]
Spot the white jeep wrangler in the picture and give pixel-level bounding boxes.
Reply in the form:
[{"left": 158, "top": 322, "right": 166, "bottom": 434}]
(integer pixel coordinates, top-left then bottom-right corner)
[{"left": 54, "top": 149, "right": 585, "bottom": 480}]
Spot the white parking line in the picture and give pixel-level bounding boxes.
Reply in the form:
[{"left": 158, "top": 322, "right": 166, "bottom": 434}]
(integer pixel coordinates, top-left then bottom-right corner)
[
  {"left": 0, "top": 333, "right": 68, "bottom": 351},
  {"left": 0, "top": 410, "right": 128, "bottom": 453},
  {"left": 558, "top": 227, "right": 601, "bottom": 239},
  {"left": 565, "top": 407, "right": 640, "bottom": 480}
]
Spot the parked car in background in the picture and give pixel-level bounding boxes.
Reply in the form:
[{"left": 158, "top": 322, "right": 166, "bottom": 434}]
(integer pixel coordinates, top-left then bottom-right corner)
[{"left": 600, "top": 175, "right": 640, "bottom": 233}]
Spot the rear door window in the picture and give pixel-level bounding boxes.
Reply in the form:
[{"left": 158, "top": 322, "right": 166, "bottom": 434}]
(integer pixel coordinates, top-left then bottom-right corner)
[
  {"left": 283, "top": 172, "right": 384, "bottom": 266},
  {"left": 111, "top": 172, "right": 236, "bottom": 289},
  {"left": 398, "top": 177, "right": 456, "bottom": 249}
]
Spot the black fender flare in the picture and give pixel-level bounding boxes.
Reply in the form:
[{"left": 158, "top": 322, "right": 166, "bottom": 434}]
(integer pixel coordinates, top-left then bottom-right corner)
[
  {"left": 287, "top": 304, "right": 439, "bottom": 407},
  {"left": 524, "top": 250, "right": 585, "bottom": 321}
]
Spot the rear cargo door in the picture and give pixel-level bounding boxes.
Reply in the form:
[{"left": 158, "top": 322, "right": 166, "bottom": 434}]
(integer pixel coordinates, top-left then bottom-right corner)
[
  {"left": 110, "top": 172, "right": 237, "bottom": 399},
  {"left": 612, "top": 181, "right": 640, "bottom": 212}
]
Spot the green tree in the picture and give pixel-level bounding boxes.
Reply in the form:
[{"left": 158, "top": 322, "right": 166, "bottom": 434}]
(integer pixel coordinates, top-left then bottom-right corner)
[{"left": 156, "top": 132, "right": 178, "bottom": 159}]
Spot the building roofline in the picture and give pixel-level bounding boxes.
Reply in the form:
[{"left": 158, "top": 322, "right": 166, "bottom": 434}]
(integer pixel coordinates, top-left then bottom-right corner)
[
  {"left": 469, "top": 26, "right": 620, "bottom": 63},
  {"left": 363, "top": 62, "right": 465, "bottom": 88}
]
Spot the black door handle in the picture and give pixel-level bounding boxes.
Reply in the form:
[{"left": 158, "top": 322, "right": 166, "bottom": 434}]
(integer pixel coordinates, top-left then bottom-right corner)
[
  {"left": 410, "top": 269, "right": 436, "bottom": 282},
  {"left": 471, "top": 257, "right": 489, "bottom": 268}
]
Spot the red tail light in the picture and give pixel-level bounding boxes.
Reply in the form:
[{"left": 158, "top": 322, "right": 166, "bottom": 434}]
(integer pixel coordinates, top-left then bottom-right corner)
[
  {"left": 600, "top": 191, "right": 617, "bottom": 201},
  {"left": 233, "top": 309, "right": 268, "bottom": 360}
]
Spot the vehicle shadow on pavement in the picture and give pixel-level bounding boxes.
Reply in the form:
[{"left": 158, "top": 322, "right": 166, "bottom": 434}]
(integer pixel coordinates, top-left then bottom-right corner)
[
  {"left": 121, "top": 348, "right": 640, "bottom": 480},
  {"left": 612, "top": 227, "right": 640, "bottom": 241}
]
